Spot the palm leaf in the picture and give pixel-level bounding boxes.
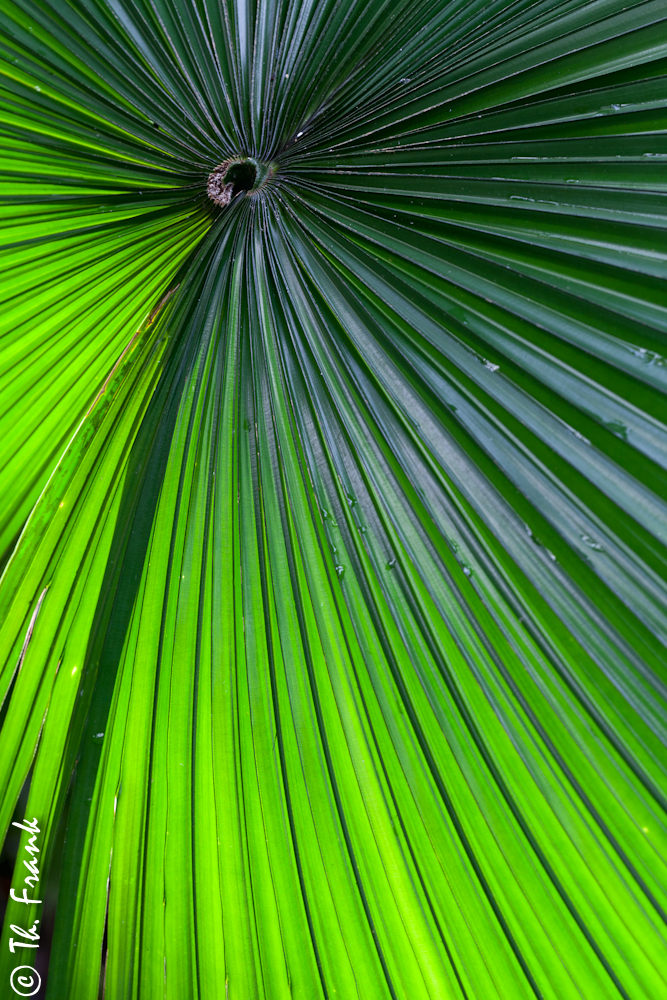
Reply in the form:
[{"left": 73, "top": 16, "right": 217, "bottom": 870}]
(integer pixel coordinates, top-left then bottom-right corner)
[{"left": 1, "top": 0, "right": 665, "bottom": 997}]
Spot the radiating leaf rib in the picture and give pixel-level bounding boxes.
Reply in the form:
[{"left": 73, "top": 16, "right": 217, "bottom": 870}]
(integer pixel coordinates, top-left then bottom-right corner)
[{"left": 1, "top": 1, "right": 666, "bottom": 998}]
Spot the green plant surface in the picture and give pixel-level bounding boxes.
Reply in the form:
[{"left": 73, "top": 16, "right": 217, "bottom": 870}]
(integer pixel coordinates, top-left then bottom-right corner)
[{"left": 0, "top": 0, "right": 666, "bottom": 997}]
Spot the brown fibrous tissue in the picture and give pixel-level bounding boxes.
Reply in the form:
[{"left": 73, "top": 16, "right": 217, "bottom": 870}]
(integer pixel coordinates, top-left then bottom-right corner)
[{"left": 207, "top": 164, "right": 234, "bottom": 206}]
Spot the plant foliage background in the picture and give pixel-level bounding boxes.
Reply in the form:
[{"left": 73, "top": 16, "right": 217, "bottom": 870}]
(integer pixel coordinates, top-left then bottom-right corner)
[{"left": 0, "top": 0, "right": 666, "bottom": 997}]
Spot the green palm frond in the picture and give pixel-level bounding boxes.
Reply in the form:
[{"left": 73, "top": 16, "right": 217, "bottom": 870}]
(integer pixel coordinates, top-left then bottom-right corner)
[{"left": 1, "top": 0, "right": 666, "bottom": 997}]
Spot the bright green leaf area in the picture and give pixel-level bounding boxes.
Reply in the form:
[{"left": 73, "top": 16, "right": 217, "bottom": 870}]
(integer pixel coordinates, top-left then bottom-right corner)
[{"left": 0, "top": 0, "right": 666, "bottom": 998}]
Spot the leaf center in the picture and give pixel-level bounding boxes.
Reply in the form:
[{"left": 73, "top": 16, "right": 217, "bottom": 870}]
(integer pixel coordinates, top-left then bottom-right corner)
[{"left": 207, "top": 157, "right": 271, "bottom": 206}]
